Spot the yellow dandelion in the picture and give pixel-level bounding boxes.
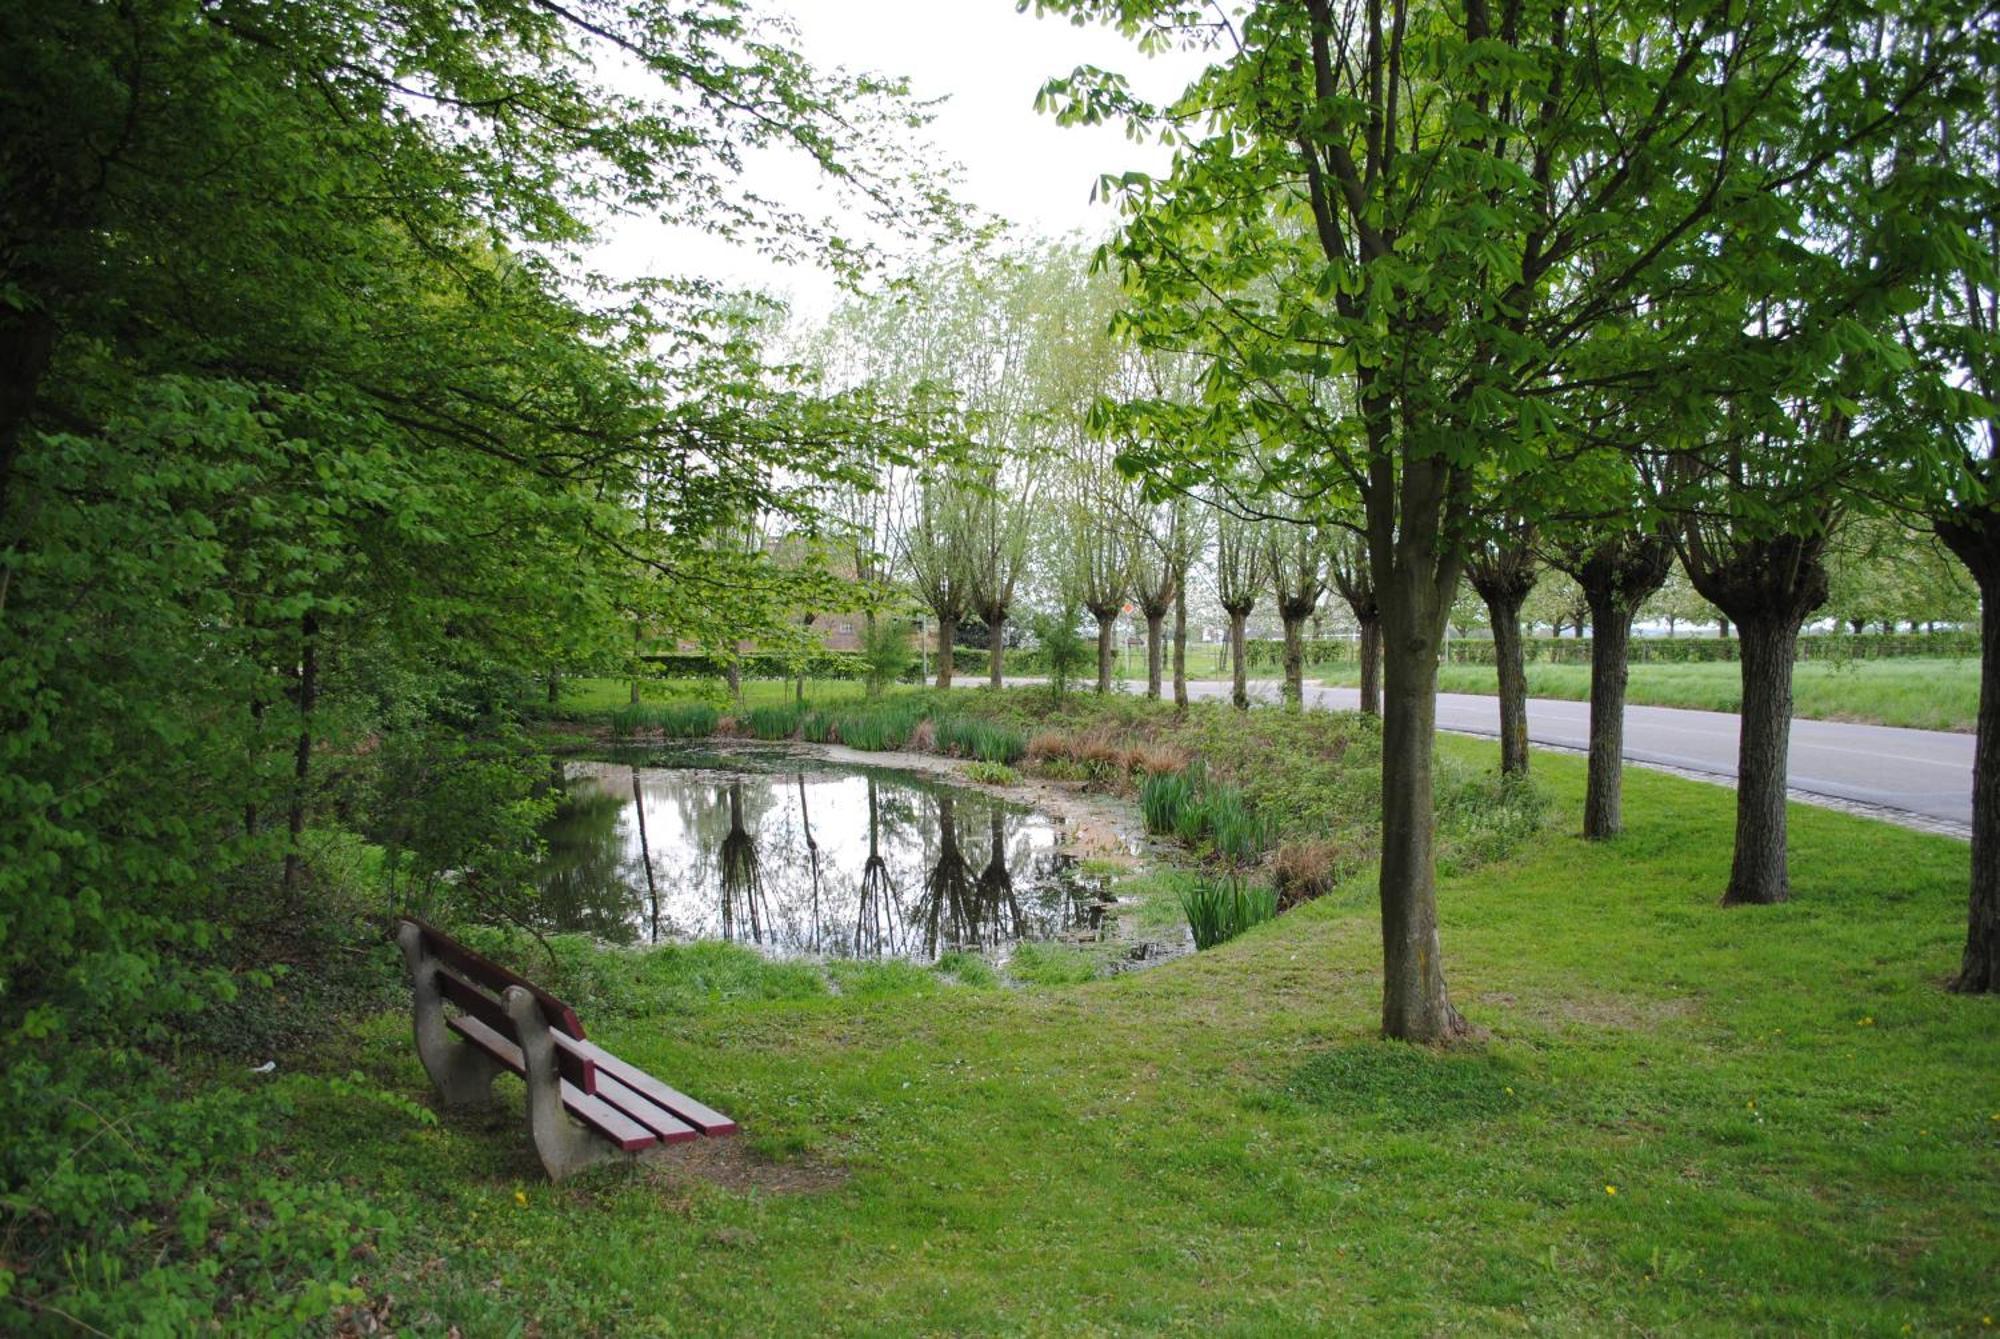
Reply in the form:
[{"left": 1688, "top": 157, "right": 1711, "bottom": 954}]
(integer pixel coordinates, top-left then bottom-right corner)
[
  {"left": 514, "top": 1189, "right": 527, "bottom": 1207},
  {"left": 1604, "top": 1185, "right": 1618, "bottom": 1196},
  {"left": 1858, "top": 1016, "right": 1875, "bottom": 1027}
]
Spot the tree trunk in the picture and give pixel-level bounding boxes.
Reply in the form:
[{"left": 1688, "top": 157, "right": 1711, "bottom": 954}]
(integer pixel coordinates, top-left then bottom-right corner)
[
  {"left": 1173, "top": 587, "right": 1189, "bottom": 710},
  {"left": 1724, "top": 614, "right": 1800, "bottom": 905},
  {"left": 1094, "top": 609, "right": 1116, "bottom": 695},
  {"left": 987, "top": 614, "right": 1005, "bottom": 689},
  {"left": 546, "top": 669, "right": 560, "bottom": 707},
  {"left": 1228, "top": 609, "right": 1250, "bottom": 710},
  {"left": 935, "top": 616, "right": 954, "bottom": 690},
  {"left": 1144, "top": 609, "right": 1164, "bottom": 700},
  {"left": 1377, "top": 584, "right": 1464, "bottom": 1042},
  {"left": 1717, "top": 616, "right": 1731, "bottom": 639},
  {"left": 725, "top": 661, "right": 742, "bottom": 704},
  {"left": 1281, "top": 613, "right": 1306, "bottom": 709},
  {"left": 1357, "top": 617, "right": 1382, "bottom": 717},
  {"left": 1485, "top": 591, "right": 1529, "bottom": 776},
  {"left": 1849, "top": 617, "right": 1865, "bottom": 635},
  {"left": 1582, "top": 602, "right": 1633, "bottom": 838},
  {"left": 1938, "top": 513, "right": 1998, "bottom": 993},
  {"left": 283, "top": 612, "right": 319, "bottom": 895}
]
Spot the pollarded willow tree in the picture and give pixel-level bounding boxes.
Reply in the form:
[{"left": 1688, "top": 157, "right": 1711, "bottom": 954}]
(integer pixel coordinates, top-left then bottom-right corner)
[
  {"left": 1036, "top": 0, "right": 1983, "bottom": 1039},
  {"left": 1214, "top": 510, "right": 1264, "bottom": 710},
  {"left": 1462, "top": 518, "right": 1540, "bottom": 776},
  {"left": 1326, "top": 530, "right": 1382, "bottom": 716},
  {"left": 1263, "top": 516, "right": 1327, "bottom": 709}
]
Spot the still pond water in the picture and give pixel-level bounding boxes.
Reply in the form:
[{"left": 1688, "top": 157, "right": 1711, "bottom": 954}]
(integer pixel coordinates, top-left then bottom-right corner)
[{"left": 535, "top": 746, "right": 1114, "bottom": 959}]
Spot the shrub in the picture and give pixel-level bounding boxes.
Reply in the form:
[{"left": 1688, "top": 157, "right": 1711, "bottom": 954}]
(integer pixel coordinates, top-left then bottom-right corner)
[
  {"left": 964, "top": 761, "right": 1020, "bottom": 785},
  {"left": 1178, "top": 874, "right": 1279, "bottom": 949},
  {"left": 861, "top": 614, "right": 916, "bottom": 696}
]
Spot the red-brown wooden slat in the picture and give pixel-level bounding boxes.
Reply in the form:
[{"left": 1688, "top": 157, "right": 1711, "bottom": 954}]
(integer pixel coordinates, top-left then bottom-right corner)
[
  {"left": 446, "top": 1016, "right": 655, "bottom": 1151},
  {"left": 436, "top": 965, "right": 595, "bottom": 1092},
  {"left": 588, "top": 1069, "right": 699, "bottom": 1144},
  {"left": 572, "top": 1039, "right": 739, "bottom": 1136},
  {"left": 406, "top": 919, "right": 586, "bottom": 1039}
]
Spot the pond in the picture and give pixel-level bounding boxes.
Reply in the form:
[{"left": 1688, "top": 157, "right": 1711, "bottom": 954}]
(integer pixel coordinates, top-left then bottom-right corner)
[{"left": 534, "top": 746, "right": 1117, "bottom": 959}]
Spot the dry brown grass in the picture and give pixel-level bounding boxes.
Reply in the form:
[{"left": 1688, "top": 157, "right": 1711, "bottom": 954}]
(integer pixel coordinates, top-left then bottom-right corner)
[
  {"left": 908, "top": 718, "right": 936, "bottom": 752},
  {"left": 1131, "top": 741, "right": 1190, "bottom": 776},
  {"left": 1026, "top": 729, "right": 1074, "bottom": 762},
  {"left": 1273, "top": 838, "right": 1347, "bottom": 910}
]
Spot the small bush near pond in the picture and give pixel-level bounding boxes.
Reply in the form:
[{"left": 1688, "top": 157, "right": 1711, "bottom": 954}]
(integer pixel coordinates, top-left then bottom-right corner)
[
  {"left": 963, "top": 761, "right": 1019, "bottom": 786},
  {"left": 1178, "top": 873, "right": 1278, "bottom": 949}
]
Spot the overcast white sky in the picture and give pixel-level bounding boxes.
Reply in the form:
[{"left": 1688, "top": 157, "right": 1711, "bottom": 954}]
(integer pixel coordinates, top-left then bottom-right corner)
[{"left": 588, "top": 0, "right": 1215, "bottom": 316}]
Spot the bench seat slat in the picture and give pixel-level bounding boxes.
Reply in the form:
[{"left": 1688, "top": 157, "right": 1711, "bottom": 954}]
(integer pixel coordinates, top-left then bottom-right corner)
[
  {"left": 588, "top": 1070, "right": 700, "bottom": 1144},
  {"left": 447, "top": 1016, "right": 657, "bottom": 1152},
  {"left": 435, "top": 965, "right": 596, "bottom": 1092},
  {"left": 568, "top": 1038, "right": 740, "bottom": 1137}
]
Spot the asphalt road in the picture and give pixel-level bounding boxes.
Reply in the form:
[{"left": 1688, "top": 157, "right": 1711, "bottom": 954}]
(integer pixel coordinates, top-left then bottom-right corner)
[{"left": 1002, "top": 676, "right": 1976, "bottom": 832}]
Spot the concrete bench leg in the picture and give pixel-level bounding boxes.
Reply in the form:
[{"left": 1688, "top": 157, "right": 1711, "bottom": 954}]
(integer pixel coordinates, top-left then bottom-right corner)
[
  {"left": 399, "top": 922, "right": 504, "bottom": 1107},
  {"left": 505, "top": 986, "right": 624, "bottom": 1182}
]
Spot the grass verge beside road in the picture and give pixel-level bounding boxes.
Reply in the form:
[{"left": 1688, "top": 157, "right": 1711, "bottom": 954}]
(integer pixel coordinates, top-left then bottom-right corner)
[{"left": 1322, "top": 656, "right": 1979, "bottom": 732}]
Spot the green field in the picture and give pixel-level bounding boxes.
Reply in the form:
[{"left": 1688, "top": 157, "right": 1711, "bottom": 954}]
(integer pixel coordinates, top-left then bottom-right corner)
[
  {"left": 258, "top": 696, "right": 1991, "bottom": 1334},
  {"left": 1320, "top": 657, "right": 1980, "bottom": 733}
]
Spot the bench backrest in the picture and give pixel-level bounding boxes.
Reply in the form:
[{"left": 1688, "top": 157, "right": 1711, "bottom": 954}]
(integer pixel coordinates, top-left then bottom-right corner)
[{"left": 403, "top": 918, "right": 596, "bottom": 1091}]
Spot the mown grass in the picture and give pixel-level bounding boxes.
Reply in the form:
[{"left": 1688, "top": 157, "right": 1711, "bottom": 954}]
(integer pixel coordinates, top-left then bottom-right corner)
[
  {"left": 276, "top": 734, "right": 1990, "bottom": 1334},
  {"left": 1321, "top": 656, "right": 1980, "bottom": 732}
]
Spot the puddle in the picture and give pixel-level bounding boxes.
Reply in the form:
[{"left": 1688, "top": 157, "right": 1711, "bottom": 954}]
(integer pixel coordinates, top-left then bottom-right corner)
[{"left": 533, "top": 746, "right": 1122, "bottom": 959}]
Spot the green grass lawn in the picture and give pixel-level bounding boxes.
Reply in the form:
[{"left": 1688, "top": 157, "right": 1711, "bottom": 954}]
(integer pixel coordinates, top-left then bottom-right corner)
[
  {"left": 1320, "top": 657, "right": 1980, "bottom": 732},
  {"left": 276, "top": 705, "right": 1992, "bottom": 1335}
]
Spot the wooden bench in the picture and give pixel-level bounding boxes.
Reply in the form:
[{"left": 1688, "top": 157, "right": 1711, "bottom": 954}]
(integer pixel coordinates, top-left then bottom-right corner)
[{"left": 396, "top": 919, "right": 736, "bottom": 1180}]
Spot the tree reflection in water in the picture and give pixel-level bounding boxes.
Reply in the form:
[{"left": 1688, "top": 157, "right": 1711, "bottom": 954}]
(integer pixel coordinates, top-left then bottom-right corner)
[
  {"left": 854, "top": 778, "right": 903, "bottom": 957},
  {"left": 918, "top": 791, "right": 978, "bottom": 955},
  {"left": 718, "top": 781, "right": 769, "bottom": 944},
  {"left": 976, "top": 808, "right": 1024, "bottom": 943},
  {"left": 533, "top": 758, "right": 1096, "bottom": 958}
]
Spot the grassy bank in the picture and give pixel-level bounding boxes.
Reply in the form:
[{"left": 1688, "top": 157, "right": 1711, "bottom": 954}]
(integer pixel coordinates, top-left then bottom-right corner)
[
  {"left": 1321, "top": 657, "right": 1980, "bottom": 732},
  {"left": 219, "top": 694, "right": 1992, "bottom": 1335}
]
